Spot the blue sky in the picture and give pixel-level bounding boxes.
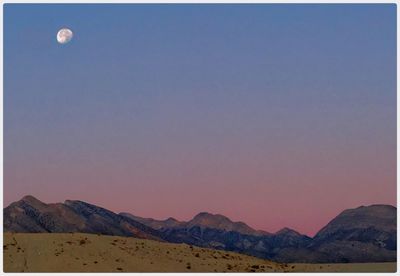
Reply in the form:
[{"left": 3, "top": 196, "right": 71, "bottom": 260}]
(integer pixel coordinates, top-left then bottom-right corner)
[{"left": 4, "top": 4, "right": 396, "bottom": 235}]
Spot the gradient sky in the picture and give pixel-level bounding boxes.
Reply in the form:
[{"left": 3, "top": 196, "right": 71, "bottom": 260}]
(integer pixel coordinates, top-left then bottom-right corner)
[{"left": 4, "top": 4, "right": 396, "bottom": 236}]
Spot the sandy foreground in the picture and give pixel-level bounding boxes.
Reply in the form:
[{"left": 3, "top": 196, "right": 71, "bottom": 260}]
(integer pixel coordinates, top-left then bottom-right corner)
[{"left": 3, "top": 233, "right": 396, "bottom": 273}]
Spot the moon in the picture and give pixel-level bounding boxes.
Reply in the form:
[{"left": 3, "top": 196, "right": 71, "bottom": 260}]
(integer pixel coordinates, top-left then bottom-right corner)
[{"left": 57, "top": 28, "right": 73, "bottom": 44}]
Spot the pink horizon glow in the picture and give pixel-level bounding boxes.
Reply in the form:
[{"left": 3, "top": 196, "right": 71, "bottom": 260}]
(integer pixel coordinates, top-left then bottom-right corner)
[{"left": 5, "top": 139, "right": 396, "bottom": 237}]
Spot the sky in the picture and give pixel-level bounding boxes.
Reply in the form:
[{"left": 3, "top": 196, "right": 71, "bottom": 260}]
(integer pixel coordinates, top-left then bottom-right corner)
[{"left": 4, "top": 4, "right": 396, "bottom": 236}]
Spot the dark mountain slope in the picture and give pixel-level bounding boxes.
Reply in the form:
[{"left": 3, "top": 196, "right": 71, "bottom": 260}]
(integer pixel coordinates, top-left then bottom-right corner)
[
  {"left": 4, "top": 196, "right": 163, "bottom": 241},
  {"left": 4, "top": 196, "right": 88, "bottom": 233},
  {"left": 64, "top": 200, "right": 163, "bottom": 240},
  {"left": 273, "top": 205, "right": 397, "bottom": 263},
  {"left": 312, "top": 205, "right": 396, "bottom": 248},
  {"left": 308, "top": 205, "right": 396, "bottom": 263},
  {"left": 159, "top": 218, "right": 311, "bottom": 260}
]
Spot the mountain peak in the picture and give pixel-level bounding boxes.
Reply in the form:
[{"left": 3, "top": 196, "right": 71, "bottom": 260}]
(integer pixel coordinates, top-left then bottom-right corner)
[
  {"left": 20, "top": 195, "right": 47, "bottom": 208},
  {"left": 165, "top": 217, "right": 179, "bottom": 223},
  {"left": 64, "top": 199, "right": 85, "bottom": 205},
  {"left": 190, "top": 212, "right": 232, "bottom": 227},
  {"left": 21, "top": 195, "right": 41, "bottom": 202},
  {"left": 193, "top": 212, "right": 217, "bottom": 218},
  {"left": 192, "top": 212, "right": 229, "bottom": 220},
  {"left": 275, "top": 227, "right": 302, "bottom": 236},
  {"left": 188, "top": 212, "right": 265, "bottom": 236},
  {"left": 336, "top": 204, "right": 396, "bottom": 222}
]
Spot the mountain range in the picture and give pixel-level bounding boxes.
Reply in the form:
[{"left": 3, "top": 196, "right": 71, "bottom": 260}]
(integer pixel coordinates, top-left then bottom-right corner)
[{"left": 4, "top": 195, "right": 396, "bottom": 263}]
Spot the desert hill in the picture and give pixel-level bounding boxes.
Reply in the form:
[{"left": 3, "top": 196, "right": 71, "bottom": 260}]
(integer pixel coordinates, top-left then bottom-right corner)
[
  {"left": 3, "top": 233, "right": 285, "bottom": 272},
  {"left": 3, "top": 233, "right": 396, "bottom": 272}
]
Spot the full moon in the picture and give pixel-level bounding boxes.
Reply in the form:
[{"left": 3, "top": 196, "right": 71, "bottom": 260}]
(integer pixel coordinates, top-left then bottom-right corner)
[{"left": 57, "top": 28, "right": 73, "bottom": 44}]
